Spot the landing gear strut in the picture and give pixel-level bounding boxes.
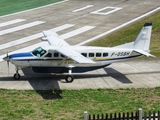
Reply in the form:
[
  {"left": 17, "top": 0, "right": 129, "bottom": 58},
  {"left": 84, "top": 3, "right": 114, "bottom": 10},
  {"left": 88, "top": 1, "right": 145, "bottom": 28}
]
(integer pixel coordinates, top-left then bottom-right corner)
[
  {"left": 65, "top": 68, "right": 74, "bottom": 83},
  {"left": 13, "top": 69, "right": 20, "bottom": 80}
]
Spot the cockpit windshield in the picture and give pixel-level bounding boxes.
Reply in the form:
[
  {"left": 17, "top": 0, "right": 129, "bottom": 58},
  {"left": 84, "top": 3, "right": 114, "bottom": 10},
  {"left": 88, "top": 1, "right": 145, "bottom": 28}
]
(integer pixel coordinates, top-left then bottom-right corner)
[{"left": 31, "top": 47, "right": 46, "bottom": 57}]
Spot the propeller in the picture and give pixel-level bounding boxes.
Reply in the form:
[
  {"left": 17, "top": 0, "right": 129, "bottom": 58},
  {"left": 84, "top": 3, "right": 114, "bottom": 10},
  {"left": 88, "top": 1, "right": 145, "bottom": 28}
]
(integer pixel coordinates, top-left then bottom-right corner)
[
  {"left": 7, "top": 52, "right": 9, "bottom": 74},
  {"left": 3, "top": 52, "right": 10, "bottom": 74}
]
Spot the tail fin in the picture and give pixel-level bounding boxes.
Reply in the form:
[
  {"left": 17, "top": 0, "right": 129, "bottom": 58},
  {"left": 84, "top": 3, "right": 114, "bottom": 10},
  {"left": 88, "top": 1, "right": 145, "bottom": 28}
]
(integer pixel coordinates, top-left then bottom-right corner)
[
  {"left": 114, "top": 22, "right": 155, "bottom": 57},
  {"left": 133, "top": 22, "right": 152, "bottom": 51},
  {"left": 114, "top": 22, "right": 152, "bottom": 50}
]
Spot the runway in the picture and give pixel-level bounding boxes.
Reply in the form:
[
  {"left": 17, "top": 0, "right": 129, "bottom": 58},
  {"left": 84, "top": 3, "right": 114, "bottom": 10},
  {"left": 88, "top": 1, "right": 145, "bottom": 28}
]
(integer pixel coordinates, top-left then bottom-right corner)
[
  {"left": 0, "top": 0, "right": 160, "bottom": 90},
  {"left": 0, "top": 59, "right": 160, "bottom": 90}
]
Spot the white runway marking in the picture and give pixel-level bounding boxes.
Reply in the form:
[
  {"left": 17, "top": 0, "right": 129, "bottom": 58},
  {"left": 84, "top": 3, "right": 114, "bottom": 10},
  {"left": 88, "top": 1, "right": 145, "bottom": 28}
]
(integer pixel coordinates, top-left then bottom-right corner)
[
  {"left": 0, "top": 21, "right": 45, "bottom": 36},
  {"left": 61, "top": 26, "right": 95, "bottom": 39},
  {"left": 0, "top": 24, "right": 74, "bottom": 50},
  {"left": 0, "top": 19, "right": 26, "bottom": 27},
  {"left": 72, "top": 5, "right": 94, "bottom": 12},
  {"left": 90, "top": 6, "right": 122, "bottom": 15},
  {"left": 0, "top": 25, "right": 95, "bottom": 62},
  {"left": 77, "top": 7, "right": 160, "bottom": 45}
]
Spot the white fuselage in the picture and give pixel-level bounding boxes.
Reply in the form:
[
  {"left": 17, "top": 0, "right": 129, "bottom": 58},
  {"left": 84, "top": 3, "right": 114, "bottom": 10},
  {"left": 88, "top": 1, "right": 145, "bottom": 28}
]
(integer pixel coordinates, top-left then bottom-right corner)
[{"left": 9, "top": 45, "right": 141, "bottom": 70}]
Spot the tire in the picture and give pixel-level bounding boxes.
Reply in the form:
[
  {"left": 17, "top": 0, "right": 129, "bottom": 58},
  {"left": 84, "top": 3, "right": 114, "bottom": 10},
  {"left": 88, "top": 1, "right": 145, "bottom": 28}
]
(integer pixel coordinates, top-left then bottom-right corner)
[
  {"left": 14, "top": 73, "right": 20, "bottom": 80},
  {"left": 65, "top": 75, "right": 74, "bottom": 83}
]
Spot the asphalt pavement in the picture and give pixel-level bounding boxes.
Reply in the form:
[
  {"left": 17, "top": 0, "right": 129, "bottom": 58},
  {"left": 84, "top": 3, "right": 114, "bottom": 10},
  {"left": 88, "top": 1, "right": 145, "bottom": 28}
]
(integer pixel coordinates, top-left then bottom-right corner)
[{"left": 0, "top": 0, "right": 160, "bottom": 90}]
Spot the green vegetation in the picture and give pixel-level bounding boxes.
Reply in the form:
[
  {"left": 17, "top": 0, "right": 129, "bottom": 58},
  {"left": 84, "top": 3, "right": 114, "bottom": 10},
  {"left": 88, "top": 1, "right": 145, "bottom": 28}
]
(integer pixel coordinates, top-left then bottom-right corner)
[
  {"left": 0, "top": 0, "right": 62, "bottom": 16},
  {"left": 0, "top": 88, "right": 159, "bottom": 120},
  {"left": 89, "top": 11, "right": 160, "bottom": 58}
]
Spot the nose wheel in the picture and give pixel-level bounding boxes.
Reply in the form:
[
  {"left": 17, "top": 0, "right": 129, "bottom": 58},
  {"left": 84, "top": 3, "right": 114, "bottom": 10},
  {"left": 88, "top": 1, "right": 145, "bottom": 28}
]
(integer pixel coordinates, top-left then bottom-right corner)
[
  {"left": 14, "top": 73, "right": 20, "bottom": 80},
  {"left": 13, "top": 69, "right": 21, "bottom": 80}
]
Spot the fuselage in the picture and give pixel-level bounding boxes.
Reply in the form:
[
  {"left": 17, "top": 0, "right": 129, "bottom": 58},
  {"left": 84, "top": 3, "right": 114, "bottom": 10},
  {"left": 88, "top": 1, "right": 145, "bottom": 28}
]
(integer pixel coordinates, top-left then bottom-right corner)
[{"left": 5, "top": 45, "right": 141, "bottom": 73}]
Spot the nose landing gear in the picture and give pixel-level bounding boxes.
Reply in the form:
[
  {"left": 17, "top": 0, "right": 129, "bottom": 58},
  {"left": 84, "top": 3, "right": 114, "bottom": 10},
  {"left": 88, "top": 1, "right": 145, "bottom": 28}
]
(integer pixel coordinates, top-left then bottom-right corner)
[{"left": 13, "top": 69, "right": 20, "bottom": 80}]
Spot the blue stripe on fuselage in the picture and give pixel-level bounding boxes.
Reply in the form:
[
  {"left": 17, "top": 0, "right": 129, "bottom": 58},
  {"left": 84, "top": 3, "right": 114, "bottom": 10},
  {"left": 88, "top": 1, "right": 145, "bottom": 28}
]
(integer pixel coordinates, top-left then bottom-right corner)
[{"left": 10, "top": 52, "right": 33, "bottom": 58}]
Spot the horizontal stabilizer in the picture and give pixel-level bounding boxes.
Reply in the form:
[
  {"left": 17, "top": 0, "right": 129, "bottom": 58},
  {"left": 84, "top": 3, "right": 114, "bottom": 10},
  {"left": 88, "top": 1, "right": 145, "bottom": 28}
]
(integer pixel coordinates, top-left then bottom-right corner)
[{"left": 133, "top": 49, "right": 155, "bottom": 57}]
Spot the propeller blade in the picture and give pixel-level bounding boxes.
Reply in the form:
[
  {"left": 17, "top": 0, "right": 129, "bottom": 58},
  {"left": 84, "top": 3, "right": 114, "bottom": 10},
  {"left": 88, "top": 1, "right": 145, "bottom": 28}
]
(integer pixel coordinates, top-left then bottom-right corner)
[
  {"left": 7, "top": 60, "right": 9, "bottom": 74},
  {"left": 6, "top": 51, "right": 9, "bottom": 74},
  {"left": 7, "top": 51, "right": 8, "bottom": 57}
]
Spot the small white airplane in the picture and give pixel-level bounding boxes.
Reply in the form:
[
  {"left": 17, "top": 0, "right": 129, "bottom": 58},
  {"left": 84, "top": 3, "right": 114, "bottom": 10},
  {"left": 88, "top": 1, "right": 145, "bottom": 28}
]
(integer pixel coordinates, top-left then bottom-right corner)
[{"left": 3, "top": 22, "right": 154, "bottom": 82}]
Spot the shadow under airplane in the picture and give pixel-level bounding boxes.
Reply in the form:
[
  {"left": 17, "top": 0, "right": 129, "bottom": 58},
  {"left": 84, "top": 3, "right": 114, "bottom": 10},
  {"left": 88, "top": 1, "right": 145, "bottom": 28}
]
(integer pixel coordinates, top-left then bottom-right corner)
[
  {"left": 103, "top": 67, "right": 132, "bottom": 83},
  {"left": 0, "top": 67, "right": 132, "bottom": 99},
  {"left": 22, "top": 68, "right": 63, "bottom": 100}
]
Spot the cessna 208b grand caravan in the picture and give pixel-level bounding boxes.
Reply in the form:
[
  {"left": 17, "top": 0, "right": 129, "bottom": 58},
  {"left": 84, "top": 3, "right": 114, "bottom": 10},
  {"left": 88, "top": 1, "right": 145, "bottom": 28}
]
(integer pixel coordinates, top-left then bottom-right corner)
[{"left": 3, "top": 22, "right": 154, "bottom": 82}]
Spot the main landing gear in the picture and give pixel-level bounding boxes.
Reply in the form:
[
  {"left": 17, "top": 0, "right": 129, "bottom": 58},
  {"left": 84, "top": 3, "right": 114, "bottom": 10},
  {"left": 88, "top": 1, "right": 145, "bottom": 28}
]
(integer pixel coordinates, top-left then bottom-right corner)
[
  {"left": 65, "top": 68, "right": 74, "bottom": 83},
  {"left": 65, "top": 75, "right": 74, "bottom": 83},
  {"left": 13, "top": 69, "right": 20, "bottom": 80}
]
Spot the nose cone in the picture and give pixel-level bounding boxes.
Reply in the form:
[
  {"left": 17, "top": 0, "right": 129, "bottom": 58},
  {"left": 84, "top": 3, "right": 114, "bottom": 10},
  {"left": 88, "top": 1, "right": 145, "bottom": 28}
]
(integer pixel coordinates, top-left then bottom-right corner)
[{"left": 3, "top": 56, "right": 10, "bottom": 61}]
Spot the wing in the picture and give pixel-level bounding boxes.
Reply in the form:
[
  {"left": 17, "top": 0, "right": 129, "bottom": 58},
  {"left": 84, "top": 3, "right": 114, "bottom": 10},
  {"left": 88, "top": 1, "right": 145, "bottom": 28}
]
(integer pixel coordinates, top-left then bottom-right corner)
[
  {"left": 54, "top": 48, "right": 95, "bottom": 64},
  {"left": 43, "top": 30, "right": 95, "bottom": 63},
  {"left": 42, "top": 30, "right": 70, "bottom": 47}
]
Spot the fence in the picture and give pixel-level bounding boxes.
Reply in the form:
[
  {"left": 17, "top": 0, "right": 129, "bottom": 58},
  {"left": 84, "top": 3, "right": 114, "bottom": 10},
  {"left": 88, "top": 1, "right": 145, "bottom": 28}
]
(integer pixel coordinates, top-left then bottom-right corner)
[{"left": 84, "top": 108, "right": 160, "bottom": 120}]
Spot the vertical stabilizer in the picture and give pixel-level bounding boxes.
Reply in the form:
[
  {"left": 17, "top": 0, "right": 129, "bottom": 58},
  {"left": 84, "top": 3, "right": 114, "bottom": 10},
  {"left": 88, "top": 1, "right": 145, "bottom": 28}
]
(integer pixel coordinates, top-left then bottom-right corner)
[{"left": 133, "top": 22, "right": 152, "bottom": 51}]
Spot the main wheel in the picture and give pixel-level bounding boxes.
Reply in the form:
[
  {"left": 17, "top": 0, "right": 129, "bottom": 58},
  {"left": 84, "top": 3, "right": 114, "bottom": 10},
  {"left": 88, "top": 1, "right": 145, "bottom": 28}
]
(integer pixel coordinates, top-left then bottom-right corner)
[
  {"left": 14, "top": 73, "right": 20, "bottom": 80},
  {"left": 65, "top": 75, "right": 74, "bottom": 83}
]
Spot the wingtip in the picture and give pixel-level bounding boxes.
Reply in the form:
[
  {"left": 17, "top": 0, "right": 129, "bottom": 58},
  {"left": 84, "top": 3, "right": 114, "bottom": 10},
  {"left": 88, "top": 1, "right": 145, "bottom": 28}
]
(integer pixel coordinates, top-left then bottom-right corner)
[{"left": 42, "top": 30, "right": 48, "bottom": 36}]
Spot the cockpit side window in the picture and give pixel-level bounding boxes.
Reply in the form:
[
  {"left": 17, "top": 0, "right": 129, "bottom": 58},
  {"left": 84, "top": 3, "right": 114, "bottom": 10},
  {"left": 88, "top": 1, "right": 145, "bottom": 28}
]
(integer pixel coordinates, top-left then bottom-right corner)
[
  {"left": 45, "top": 53, "right": 52, "bottom": 57},
  {"left": 32, "top": 47, "right": 46, "bottom": 57}
]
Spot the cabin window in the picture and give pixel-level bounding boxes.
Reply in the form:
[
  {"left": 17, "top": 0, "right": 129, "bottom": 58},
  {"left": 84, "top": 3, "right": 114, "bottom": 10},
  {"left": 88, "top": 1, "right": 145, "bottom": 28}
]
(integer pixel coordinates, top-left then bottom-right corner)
[
  {"left": 81, "top": 53, "right": 87, "bottom": 57},
  {"left": 89, "top": 53, "right": 94, "bottom": 57},
  {"left": 45, "top": 53, "right": 52, "bottom": 57},
  {"left": 32, "top": 47, "right": 46, "bottom": 57},
  {"left": 103, "top": 52, "right": 108, "bottom": 57},
  {"left": 54, "top": 53, "right": 59, "bottom": 57},
  {"left": 96, "top": 53, "right": 101, "bottom": 57}
]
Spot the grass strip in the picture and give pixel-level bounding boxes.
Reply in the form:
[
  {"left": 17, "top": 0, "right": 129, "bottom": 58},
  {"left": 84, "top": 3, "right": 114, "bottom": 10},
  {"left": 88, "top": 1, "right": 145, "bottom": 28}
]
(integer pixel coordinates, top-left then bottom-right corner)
[
  {"left": 0, "top": 0, "right": 62, "bottom": 16},
  {"left": 0, "top": 87, "right": 159, "bottom": 120}
]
